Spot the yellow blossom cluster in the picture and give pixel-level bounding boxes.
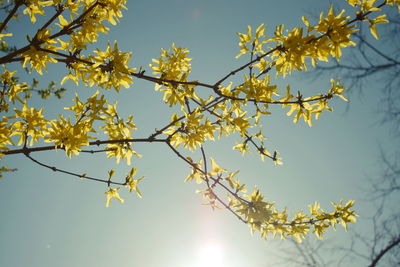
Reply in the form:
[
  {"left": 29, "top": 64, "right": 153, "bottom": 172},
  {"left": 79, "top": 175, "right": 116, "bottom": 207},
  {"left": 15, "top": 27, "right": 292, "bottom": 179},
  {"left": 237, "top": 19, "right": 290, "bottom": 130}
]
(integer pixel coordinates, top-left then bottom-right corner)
[
  {"left": 150, "top": 44, "right": 195, "bottom": 106},
  {"left": 61, "top": 42, "right": 135, "bottom": 91},
  {"left": 189, "top": 158, "right": 358, "bottom": 242},
  {"left": 0, "top": 0, "right": 398, "bottom": 241}
]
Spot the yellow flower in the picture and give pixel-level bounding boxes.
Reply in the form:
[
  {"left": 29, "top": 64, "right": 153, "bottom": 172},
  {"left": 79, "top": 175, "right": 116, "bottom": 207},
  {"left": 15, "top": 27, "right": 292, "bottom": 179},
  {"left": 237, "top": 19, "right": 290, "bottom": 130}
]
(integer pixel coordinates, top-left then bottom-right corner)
[
  {"left": 13, "top": 104, "right": 48, "bottom": 146},
  {"left": 23, "top": 0, "right": 52, "bottom": 23},
  {"left": 368, "top": 14, "right": 388, "bottom": 39},
  {"left": 22, "top": 45, "right": 58, "bottom": 75},
  {"left": 104, "top": 187, "right": 124, "bottom": 207},
  {"left": 125, "top": 167, "right": 144, "bottom": 197}
]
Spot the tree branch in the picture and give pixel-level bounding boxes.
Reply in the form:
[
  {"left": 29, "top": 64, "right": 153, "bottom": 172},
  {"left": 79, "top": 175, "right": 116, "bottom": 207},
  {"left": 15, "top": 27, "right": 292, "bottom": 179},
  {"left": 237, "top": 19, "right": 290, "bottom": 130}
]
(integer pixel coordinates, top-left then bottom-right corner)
[
  {"left": 0, "top": 0, "right": 23, "bottom": 34},
  {"left": 24, "top": 152, "right": 126, "bottom": 185},
  {"left": 368, "top": 236, "right": 400, "bottom": 267},
  {"left": 3, "top": 137, "right": 168, "bottom": 155}
]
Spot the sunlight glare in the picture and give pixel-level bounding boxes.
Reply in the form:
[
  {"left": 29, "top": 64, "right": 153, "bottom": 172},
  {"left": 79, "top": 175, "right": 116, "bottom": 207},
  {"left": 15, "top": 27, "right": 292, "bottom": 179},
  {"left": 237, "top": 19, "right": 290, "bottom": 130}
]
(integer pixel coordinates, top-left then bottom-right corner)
[{"left": 195, "top": 242, "right": 224, "bottom": 267}]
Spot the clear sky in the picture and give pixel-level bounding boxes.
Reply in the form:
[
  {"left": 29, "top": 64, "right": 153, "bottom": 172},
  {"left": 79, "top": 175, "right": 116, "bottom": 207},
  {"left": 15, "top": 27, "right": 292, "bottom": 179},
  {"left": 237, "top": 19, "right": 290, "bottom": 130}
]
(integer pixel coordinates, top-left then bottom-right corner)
[{"left": 0, "top": 1, "right": 397, "bottom": 267}]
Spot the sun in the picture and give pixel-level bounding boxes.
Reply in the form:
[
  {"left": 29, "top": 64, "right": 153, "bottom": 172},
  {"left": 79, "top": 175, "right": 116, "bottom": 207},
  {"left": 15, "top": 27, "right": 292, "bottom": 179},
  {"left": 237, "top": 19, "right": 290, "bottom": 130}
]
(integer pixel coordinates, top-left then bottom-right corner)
[{"left": 195, "top": 242, "right": 224, "bottom": 267}]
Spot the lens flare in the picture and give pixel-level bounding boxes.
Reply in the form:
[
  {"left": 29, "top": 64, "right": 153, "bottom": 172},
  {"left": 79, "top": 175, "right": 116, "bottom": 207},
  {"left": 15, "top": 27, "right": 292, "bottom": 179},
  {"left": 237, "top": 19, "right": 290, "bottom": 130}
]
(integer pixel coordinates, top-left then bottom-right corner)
[{"left": 196, "top": 242, "right": 224, "bottom": 267}]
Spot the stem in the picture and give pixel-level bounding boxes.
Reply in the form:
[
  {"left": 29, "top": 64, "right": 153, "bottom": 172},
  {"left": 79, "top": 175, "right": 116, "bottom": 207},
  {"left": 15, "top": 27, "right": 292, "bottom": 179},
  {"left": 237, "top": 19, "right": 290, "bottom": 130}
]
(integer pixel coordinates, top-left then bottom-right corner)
[
  {"left": 0, "top": 0, "right": 23, "bottom": 34},
  {"left": 38, "top": 5, "right": 64, "bottom": 34},
  {"left": 3, "top": 137, "right": 168, "bottom": 155},
  {"left": 24, "top": 152, "right": 126, "bottom": 185},
  {"left": 165, "top": 141, "right": 248, "bottom": 223},
  {"left": 368, "top": 236, "right": 400, "bottom": 267},
  {"left": 214, "top": 48, "right": 279, "bottom": 87},
  {"left": 0, "top": 2, "right": 97, "bottom": 65}
]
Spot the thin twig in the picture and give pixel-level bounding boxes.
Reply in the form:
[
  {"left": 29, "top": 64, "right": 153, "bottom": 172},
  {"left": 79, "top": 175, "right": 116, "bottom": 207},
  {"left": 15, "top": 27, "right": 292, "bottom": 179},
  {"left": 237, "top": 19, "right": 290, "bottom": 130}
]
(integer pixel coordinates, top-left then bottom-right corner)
[
  {"left": 0, "top": 0, "right": 22, "bottom": 33},
  {"left": 24, "top": 152, "right": 126, "bottom": 185}
]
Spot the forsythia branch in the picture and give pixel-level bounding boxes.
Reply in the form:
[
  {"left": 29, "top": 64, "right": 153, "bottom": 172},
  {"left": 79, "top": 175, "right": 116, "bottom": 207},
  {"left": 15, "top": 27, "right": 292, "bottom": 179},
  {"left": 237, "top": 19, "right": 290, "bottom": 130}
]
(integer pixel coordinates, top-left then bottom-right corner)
[{"left": 0, "top": 0, "right": 397, "bottom": 241}]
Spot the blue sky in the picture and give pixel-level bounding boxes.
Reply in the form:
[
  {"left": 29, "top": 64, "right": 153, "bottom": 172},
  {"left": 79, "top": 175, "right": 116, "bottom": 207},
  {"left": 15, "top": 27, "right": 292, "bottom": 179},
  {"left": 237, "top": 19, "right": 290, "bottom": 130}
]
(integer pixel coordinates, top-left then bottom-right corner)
[{"left": 0, "top": 1, "right": 397, "bottom": 266}]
